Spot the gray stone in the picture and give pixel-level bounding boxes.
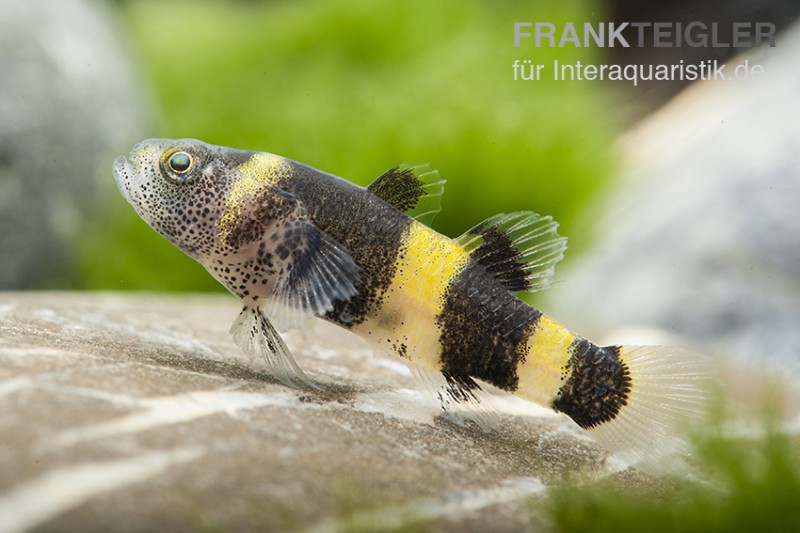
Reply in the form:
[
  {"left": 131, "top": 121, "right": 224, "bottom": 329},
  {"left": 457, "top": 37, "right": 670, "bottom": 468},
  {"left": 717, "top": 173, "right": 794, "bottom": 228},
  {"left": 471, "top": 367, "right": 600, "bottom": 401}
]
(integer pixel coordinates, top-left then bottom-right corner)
[
  {"left": 0, "top": 0, "right": 149, "bottom": 289},
  {"left": 0, "top": 292, "right": 615, "bottom": 532},
  {"left": 545, "top": 24, "right": 800, "bottom": 373}
]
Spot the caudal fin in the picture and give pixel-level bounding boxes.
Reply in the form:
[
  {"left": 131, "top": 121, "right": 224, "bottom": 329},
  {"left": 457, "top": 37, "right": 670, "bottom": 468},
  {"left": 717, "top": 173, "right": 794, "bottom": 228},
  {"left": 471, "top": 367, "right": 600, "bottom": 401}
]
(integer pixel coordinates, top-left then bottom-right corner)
[{"left": 587, "top": 345, "right": 713, "bottom": 469}]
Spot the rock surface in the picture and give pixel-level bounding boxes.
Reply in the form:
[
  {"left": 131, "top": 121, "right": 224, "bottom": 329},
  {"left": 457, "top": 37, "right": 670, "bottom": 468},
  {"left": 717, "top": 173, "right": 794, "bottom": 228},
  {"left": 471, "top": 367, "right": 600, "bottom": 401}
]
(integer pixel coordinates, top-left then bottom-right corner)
[
  {"left": 0, "top": 292, "right": 616, "bottom": 532},
  {"left": 545, "top": 24, "right": 800, "bottom": 374}
]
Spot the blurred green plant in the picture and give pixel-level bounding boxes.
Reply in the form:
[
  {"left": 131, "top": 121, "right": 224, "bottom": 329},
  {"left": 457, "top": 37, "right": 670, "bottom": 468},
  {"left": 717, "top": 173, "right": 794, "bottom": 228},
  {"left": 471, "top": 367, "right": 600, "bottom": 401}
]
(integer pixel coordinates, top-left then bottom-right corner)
[
  {"left": 547, "top": 405, "right": 800, "bottom": 533},
  {"left": 82, "top": 0, "right": 616, "bottom": 291}
]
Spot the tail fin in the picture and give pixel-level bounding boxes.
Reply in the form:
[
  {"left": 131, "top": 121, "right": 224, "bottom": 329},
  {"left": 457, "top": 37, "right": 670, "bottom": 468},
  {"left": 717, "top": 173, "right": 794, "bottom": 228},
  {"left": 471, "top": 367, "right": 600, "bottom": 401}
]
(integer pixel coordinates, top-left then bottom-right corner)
[{"left": 587, "top": 345, "right": 713, "bottom": 469}]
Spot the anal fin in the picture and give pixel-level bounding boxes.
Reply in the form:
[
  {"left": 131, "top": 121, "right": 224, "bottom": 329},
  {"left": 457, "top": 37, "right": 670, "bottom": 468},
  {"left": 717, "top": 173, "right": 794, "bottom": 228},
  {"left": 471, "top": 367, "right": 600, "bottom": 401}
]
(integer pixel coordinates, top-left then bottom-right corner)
[
  {"left": 456, "top": 211, "right": 568, "bottom": 293},
  {"left": 409, "top": 365, "right": 503, "bottom": 431},
  {"left": 367, "top": 163, "right": 445, "bottom": 226},
  {"left": 230, "top": 306, "right": 318, "bottom": 389}
]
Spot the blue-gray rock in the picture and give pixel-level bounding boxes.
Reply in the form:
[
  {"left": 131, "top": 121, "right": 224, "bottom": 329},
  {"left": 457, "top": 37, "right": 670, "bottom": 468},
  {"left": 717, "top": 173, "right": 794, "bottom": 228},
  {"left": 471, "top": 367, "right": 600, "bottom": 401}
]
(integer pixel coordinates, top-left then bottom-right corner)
[
  {"left": 0, "top": 0, "right": 149, "bottom": 289},
  {"left": 546, "top": 24, "right": 800, "bottom": 372}
]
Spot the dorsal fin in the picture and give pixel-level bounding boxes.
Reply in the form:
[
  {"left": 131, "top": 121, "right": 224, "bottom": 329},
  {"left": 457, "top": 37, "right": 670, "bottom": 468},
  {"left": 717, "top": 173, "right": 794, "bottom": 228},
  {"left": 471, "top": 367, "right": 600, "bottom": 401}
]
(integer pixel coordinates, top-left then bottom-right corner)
[
  {"left": 367, "top": 163, "right": 445, "bottom": 226},
  {"left": 455, "top": 211, "right": 567, "bottom": 293}
]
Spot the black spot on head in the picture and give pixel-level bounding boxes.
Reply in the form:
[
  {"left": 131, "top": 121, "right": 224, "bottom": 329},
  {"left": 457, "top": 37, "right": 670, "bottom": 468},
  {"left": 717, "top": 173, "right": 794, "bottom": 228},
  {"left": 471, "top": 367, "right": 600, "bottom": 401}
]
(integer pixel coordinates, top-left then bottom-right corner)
[{"left": 276, "top": 244, "right": 290, "bottom": 260}]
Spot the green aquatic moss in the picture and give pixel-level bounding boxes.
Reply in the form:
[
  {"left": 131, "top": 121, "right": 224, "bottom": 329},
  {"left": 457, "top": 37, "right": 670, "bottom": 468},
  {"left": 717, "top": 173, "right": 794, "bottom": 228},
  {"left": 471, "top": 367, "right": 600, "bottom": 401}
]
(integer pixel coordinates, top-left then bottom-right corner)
[{"left": 548, "top": 416, "right": 800, "bottom": 533}]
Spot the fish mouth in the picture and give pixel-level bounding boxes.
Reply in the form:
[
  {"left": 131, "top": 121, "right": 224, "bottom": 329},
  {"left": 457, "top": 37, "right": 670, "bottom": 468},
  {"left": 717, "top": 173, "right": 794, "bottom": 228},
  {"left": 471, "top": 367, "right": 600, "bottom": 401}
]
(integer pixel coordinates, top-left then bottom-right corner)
[{"left": 112, "top": 155, "right": 136, "bottom": 204}]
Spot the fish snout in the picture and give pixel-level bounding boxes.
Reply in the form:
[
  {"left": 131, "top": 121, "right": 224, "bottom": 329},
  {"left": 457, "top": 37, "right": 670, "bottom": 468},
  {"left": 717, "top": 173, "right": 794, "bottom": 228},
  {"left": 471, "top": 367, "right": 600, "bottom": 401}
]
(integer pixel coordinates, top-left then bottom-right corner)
[{"left": 112, "top": 154, "right": 136, "bottom": 204}]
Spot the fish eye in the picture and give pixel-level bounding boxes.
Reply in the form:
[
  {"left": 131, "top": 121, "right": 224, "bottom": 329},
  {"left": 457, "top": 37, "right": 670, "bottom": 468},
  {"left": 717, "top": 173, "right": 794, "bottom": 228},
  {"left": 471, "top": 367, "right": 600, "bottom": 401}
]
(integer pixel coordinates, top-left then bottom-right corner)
[{"left": 168, "top": 151, "right": 193, "bottom": 174}]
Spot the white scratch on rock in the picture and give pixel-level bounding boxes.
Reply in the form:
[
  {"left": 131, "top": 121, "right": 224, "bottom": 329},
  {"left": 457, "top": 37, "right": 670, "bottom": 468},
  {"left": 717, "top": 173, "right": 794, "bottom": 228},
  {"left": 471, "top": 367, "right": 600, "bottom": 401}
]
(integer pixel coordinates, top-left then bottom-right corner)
[
  {"left": 308, "top": 477, "right": 547, "bottom": 533},
  {"left": 489, "top": 393, "right": 559, "bottom": 418},
  {"left": 48, "top": 390, "right": 310, "bottom": 447},
  {"left": 117, "top": 323, "right": 220, "bottom": 358},
  {"left": 305, "top": 345, "right": 339, "bottom": 361},
  {"left": 604, "top": 454, "right": 634, "bottom": 474},
  {"left": 354, "top": 388, "right": 439, "bottom": 425},
  {"left": 0, "top": 377, "right": 34, "bottom": 398},
  {"left": 35, "top": 382, "right": 143, "bottom": 408},
  {"left": 372, "top": 357, "right": 412, "bottom": 376},
  {"left": 0, "top": 447, "right": 203, "bottom": 533},
  {"left": 0, "top": 302, "right": 16, "bottom": 319},
  {"left": 137, "top": 361, "right": 233, "bottom": 383},
  {"left": 23, "top": 305, "right": 221, "bottom": 359},
  {"left": 0, "top": 347, "right": 82, "bottom": 359}
]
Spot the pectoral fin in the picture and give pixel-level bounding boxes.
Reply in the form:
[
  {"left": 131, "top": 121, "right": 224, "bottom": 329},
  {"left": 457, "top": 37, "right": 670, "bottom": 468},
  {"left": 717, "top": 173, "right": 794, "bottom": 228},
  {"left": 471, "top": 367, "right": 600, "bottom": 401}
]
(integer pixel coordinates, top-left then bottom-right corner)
[
  {"left": 227, "top": 186, "right": 361, "bottom": 330},
  {"left": 265, "top": 212, "right": 361, "bottom": 330}
]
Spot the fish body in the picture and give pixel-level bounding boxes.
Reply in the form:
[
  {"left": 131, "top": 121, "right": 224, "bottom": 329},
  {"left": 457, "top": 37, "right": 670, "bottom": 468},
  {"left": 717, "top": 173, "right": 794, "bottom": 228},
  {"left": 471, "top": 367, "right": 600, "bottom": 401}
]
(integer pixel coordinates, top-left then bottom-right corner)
[{"left": 114, "top": 139, "right": 708, "bottom": 463}]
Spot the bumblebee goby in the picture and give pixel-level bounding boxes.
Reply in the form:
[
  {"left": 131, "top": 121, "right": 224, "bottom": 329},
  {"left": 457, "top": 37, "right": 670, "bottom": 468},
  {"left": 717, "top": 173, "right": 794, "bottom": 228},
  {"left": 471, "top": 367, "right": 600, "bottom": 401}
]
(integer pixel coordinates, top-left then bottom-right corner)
[{"left": 113, "top": 138, "right": 709, "bottom": 464}]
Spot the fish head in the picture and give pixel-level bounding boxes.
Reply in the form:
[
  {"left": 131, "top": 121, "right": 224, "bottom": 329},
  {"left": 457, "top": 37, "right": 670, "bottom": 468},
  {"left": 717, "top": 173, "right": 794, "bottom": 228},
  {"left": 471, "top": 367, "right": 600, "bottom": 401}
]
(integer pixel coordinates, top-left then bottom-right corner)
[
  {"left": 113, "top": 138, "right": 258, "bottom": 259},
  {"left": 113, "top": 138, "right": 359, "bottom": 312}
]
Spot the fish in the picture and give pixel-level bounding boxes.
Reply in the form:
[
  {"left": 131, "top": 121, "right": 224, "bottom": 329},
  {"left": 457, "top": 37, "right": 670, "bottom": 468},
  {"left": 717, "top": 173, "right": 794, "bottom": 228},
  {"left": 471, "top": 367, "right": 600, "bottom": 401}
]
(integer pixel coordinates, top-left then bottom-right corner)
[{"left": 113, "top": 138, "right": 709, "bottom": 464}]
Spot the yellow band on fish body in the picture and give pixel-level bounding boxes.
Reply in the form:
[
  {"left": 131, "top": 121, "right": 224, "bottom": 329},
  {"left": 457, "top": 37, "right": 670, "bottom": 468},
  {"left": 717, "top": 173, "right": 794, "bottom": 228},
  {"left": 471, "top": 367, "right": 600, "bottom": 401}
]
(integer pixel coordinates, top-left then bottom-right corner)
[
  {"left": 218, "top": 152, "right": 293, "bottom": 248},
  {"left": 352, "top": 220, "right": 471, "bottom": 369},
  {"left": 517, "top": 315, "right": 575, "bottom": 406}
]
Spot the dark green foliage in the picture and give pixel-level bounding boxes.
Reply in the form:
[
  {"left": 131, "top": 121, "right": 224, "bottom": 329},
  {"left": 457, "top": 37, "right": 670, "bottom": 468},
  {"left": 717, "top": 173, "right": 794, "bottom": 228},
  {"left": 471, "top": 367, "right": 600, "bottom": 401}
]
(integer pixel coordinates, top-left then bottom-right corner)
[{"left": 549, "top": 418, "right": 800, "bottom": 533}]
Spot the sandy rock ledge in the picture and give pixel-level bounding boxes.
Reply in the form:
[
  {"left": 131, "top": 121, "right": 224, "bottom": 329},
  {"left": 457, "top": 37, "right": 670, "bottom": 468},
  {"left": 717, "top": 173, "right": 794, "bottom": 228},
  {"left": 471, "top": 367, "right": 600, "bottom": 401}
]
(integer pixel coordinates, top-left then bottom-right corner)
[{"left": 0, "top": 292, "right": 616, "bottom": 532}]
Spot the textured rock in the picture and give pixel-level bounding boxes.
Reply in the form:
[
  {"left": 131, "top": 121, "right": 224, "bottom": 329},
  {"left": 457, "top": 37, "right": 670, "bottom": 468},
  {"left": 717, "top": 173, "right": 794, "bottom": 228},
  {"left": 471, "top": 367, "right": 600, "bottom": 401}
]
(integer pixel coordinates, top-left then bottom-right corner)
[
  {"left": 0, "top": 292, "right": 613, "bottom": 532},
  {"left": 545, "top": 24, "right": 800, "bottom": 374},
  {"left": 0, "top": 0, "right": 148, "bottom": 288}
]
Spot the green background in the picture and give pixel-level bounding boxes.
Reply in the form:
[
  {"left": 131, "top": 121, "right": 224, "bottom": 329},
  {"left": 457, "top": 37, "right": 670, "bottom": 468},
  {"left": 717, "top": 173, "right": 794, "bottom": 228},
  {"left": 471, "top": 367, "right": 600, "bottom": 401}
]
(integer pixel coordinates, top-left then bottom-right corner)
[{"left": 82, "top": 0, "right": 616, "bottom": 293}]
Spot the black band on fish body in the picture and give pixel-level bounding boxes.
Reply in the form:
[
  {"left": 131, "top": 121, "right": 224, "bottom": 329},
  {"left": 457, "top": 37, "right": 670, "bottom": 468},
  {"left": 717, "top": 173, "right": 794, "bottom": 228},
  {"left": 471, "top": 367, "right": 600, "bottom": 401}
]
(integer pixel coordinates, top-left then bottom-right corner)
[
  {"left": 436, "top": 261, "right": 542, "bottom": 392},
  {"left": 278, "top": 161, "right": 412, "bottom": 328}
]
